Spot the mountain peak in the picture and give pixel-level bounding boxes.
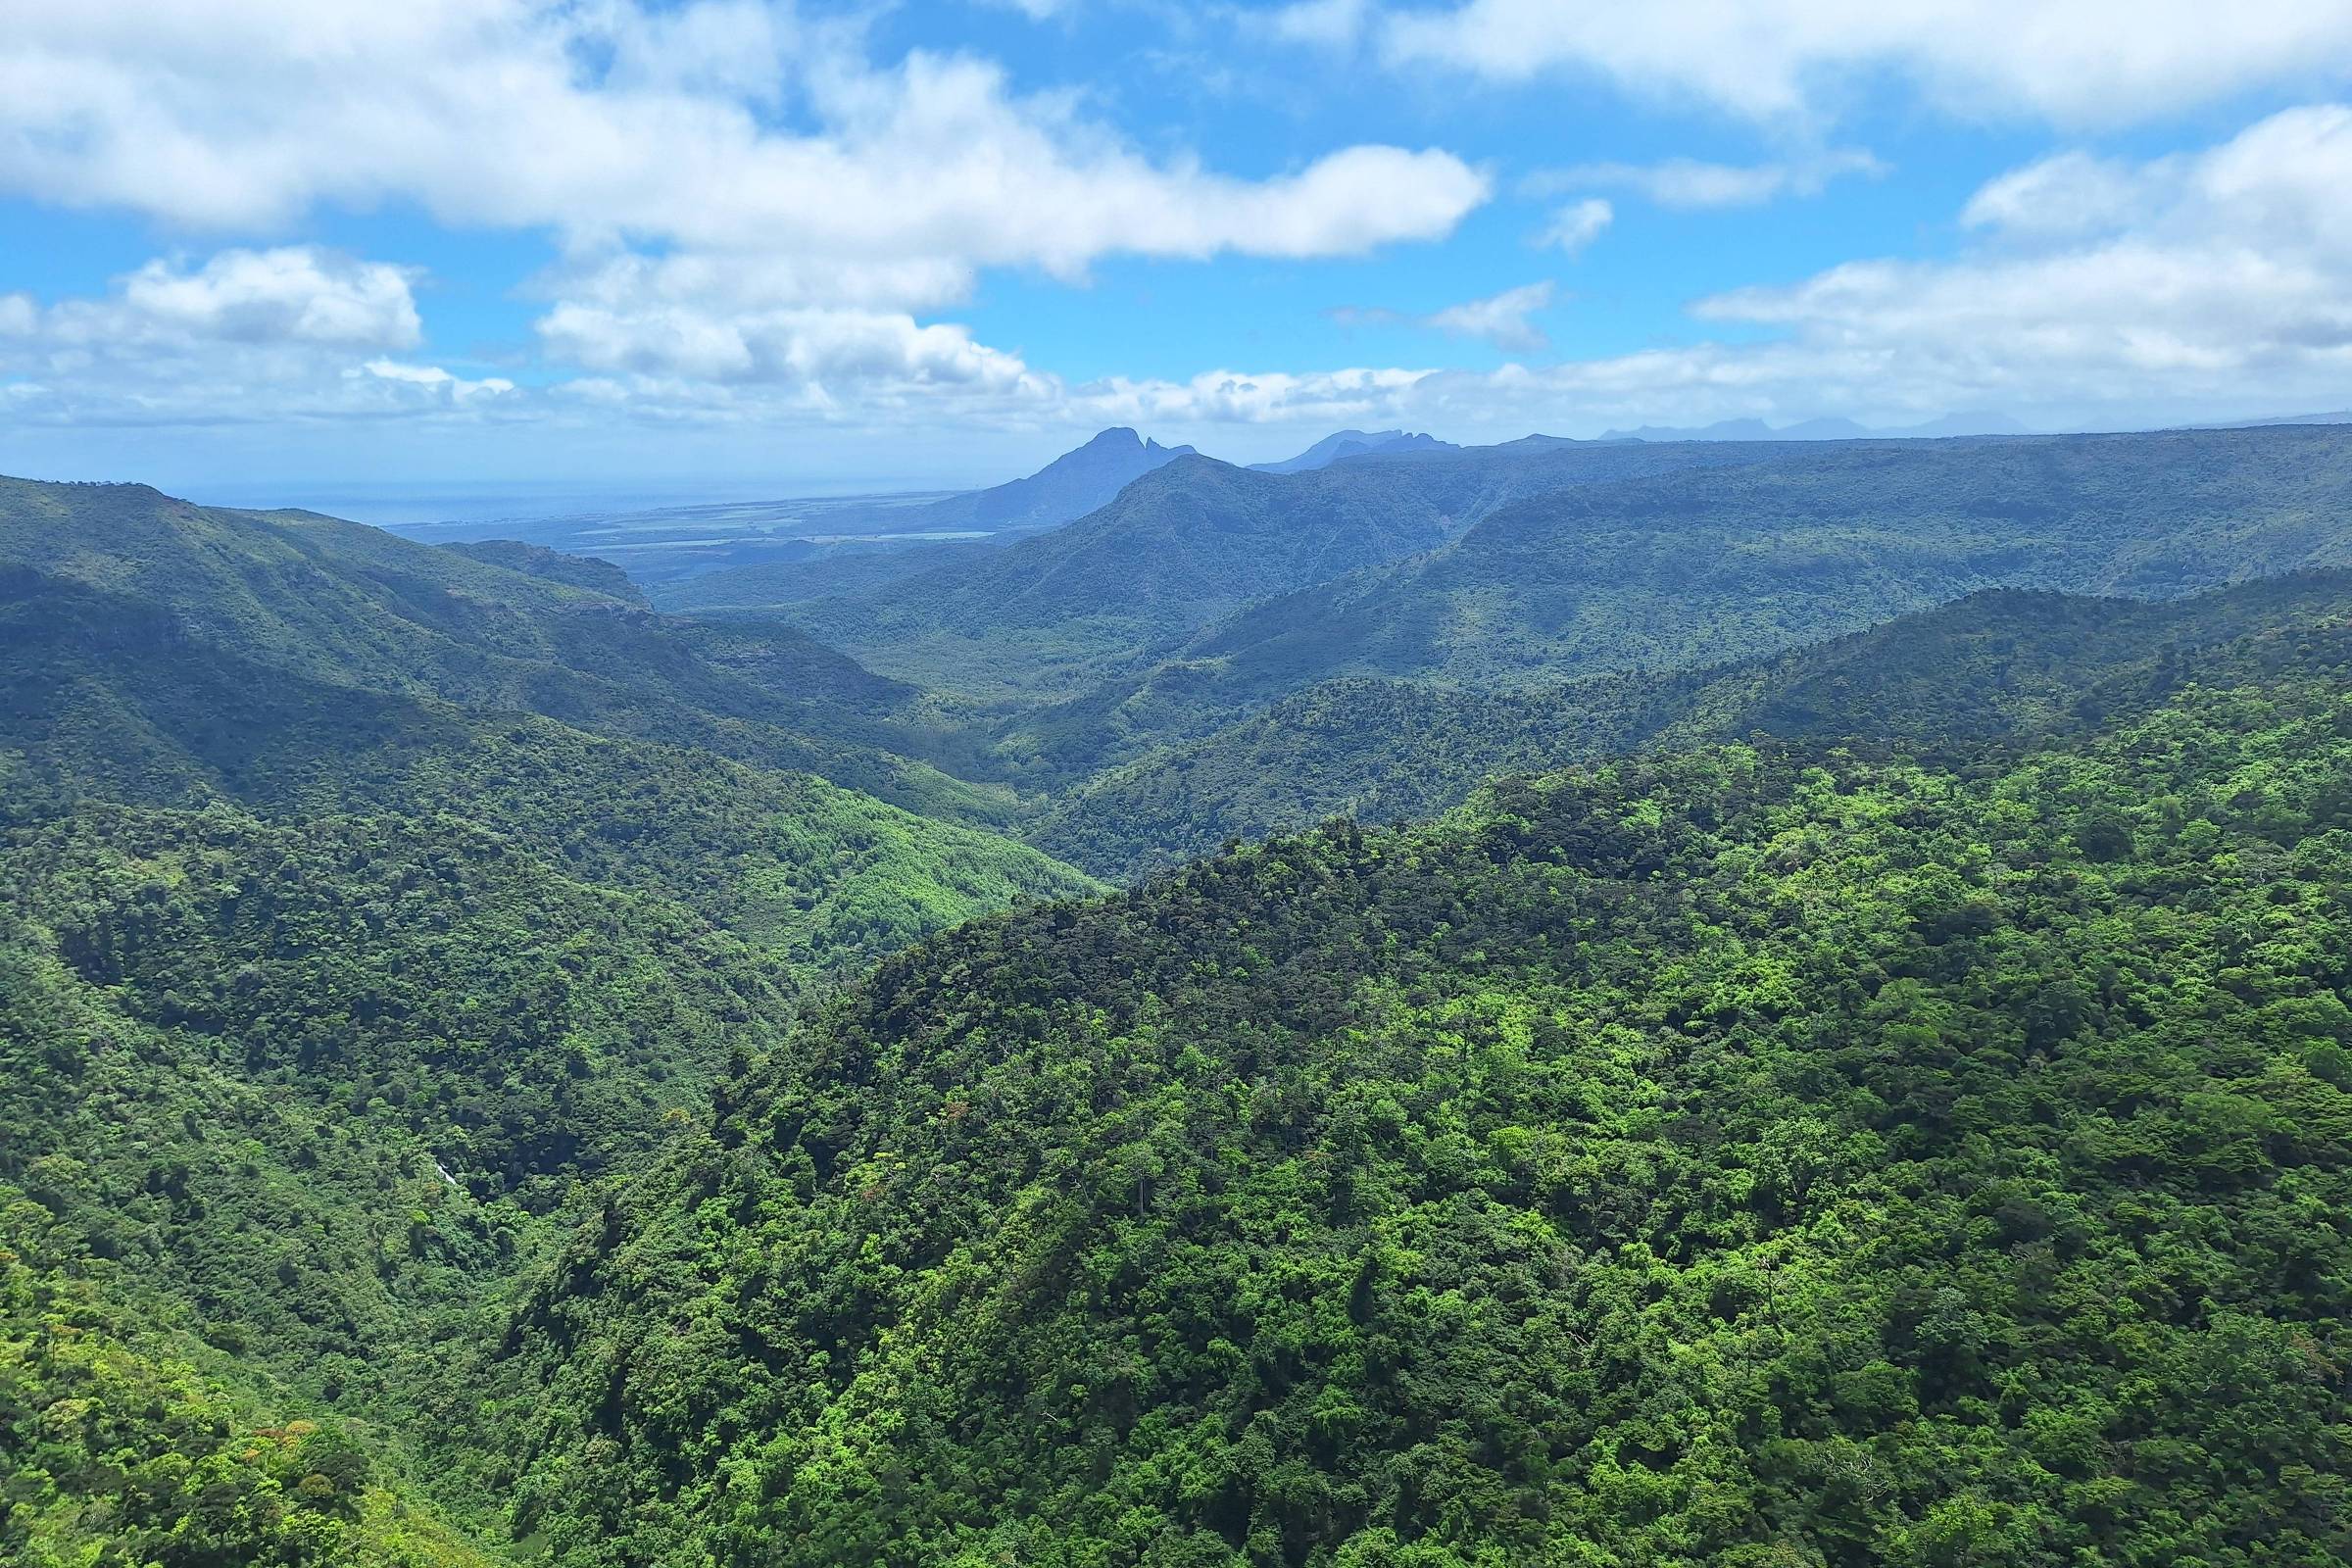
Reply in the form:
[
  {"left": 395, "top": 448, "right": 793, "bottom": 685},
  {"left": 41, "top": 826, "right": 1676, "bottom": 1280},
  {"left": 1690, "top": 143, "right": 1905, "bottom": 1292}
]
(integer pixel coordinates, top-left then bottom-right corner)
[
  {"left": 911, "top": 428, "right": 1198, "bottom": 532},
  {"left": 1250, "top": 428, "right": 1459, "bottom": 474},
  {"left": 1061, "top": 426, "right": 1193, "bottom": 463}
]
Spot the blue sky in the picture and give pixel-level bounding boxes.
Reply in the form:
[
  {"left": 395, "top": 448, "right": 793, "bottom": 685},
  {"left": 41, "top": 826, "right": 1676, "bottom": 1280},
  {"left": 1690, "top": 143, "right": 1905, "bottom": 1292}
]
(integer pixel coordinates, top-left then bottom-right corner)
[{"left": 4, "top": 1, "right": 2351, "bottom": 500}]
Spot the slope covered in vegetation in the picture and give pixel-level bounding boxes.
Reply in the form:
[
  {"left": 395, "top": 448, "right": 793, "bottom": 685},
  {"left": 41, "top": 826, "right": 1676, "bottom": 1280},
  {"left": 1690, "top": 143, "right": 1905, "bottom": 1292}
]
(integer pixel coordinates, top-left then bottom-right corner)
[
  {"left": 0, "top": 478, "right": 1006, "bottom": 820},
  {"left": 1009, "top": 425, "right": 2352, "bottom": 785},
  {"left": 487, "top": 669, "right": 2352, "bottom": 1568},
  {"left": 2, "top": 1186, "right": 508, "bottom": 1568},
  {"left": 1040, "top": 570, "right": 2352, "bottom": 877},
  {"left": 0, "top": 481, "right": 1100, "bottom": 971},
  {"left": 0, "top": 475, "right": 1102, "bottom": 1562},
  {"left": 777, "top": 440, "right": 1775, "bottom": 700}
]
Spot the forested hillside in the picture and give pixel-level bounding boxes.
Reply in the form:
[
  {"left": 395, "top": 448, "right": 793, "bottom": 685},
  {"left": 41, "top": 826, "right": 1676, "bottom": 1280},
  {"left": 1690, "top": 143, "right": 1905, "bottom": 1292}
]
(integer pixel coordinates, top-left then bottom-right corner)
[
  {"left": 0, "top": 797, "right": 808, "bottom": 1562},
  {"left": 766, "top": 439, "right": 1780, "bottom": 699},
  {"left": 11, "top": 433, "right": 2352, "bottom": 1568},
  {"left": 0, "top": 479, "right": 1010, "bottom": 818},
  {"left": 485, "top": 670, "right": 2352, "bottom": 1568},
  {"left": 0, "top": 474, "right": 1101, "bottom": 1561},
  {"left": 3, "top": 1186, "right": 503, "bottom": 1568},
  {"left": 1004, "top": 425, "right": 2352, "bottom": 785},
  {"left": 1040, "top": 570, "right": 2352, "bottom": 876}
]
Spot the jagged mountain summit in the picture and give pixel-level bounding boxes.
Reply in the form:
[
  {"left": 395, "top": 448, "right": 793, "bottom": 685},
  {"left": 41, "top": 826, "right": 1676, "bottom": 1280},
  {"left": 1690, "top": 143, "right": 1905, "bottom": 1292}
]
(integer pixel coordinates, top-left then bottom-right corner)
[
  {"left": 913, "top": 426, "right": 1198, "bottom": 531},
  {"left": 1250, "top": 429, "right": 1460, "bottom": 473}
]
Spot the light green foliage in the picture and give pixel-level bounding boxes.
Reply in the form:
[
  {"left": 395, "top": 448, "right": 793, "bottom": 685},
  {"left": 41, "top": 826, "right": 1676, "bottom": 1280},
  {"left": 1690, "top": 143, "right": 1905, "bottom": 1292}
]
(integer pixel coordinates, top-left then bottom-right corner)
[
  {"left": 0, "top": 471, "right": 1101, "bottom": 1561},
  {"left": 494, "top": 679, "right": 2352, "bottom": 1568},
  {"left": 11, "top": 447, "right": 2352, "bottom": 1567},
  {"left": 0, "top": 1188, "right": 506, "bottom": 1567},
  {"left": 1040, "top": 570, "right": 2352, "bottom": 878}
]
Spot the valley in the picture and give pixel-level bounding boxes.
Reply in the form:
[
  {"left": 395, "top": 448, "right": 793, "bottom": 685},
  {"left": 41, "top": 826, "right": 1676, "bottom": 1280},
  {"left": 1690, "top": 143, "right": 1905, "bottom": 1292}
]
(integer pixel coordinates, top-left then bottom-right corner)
[{"left": 6, "top": 420, "right": 2352, "bottom": 1568}]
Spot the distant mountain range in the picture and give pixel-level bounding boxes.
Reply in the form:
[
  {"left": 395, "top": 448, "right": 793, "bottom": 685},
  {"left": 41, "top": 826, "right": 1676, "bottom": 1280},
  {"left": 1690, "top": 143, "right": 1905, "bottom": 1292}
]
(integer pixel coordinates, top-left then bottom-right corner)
[
  {"left": 1248, "top": 429, "right": 1459, "bottom": 473},
  {"left": 2194, "top": 411, "right": 2352, "bottom": 429},
  {"left": 756, "top": 440, "right": 1775, "bottom": 701},
  {"left": 1600, "top": 411, "right": 2029, "bottom": 441},
  {"left": 909, "top": 425, "right": 1195, "bottom": 529}
]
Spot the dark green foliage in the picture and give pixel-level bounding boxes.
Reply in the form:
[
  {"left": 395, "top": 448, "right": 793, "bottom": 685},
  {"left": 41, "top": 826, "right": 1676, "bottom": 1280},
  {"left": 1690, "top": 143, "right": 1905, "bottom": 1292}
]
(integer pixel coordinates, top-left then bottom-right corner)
[
  {"left": 0, "top": 803, "right": 794, "bottom": 1410},
  {"left": 1040, "top": 571, "right": 2352, "bottom": 877},
  {"left": 1016, "top": 425, "right": 2352, "bottom": 785},
  {"left": 1, "top": 1187, "right": 506, "bottom": 1567},
  {"left": 441, "top": 539, "right": 647, "bottom": 605},
  {"left": 780, "top": 442, "right": 1767, "bottom": 701},
  {"left": 492, "top": 677, "right": 2352, "bottom": 1568},
  {"left": 0, "top": 479, "right": 1009, "bottom": 818},
  {"left": 1, "top": 573, "right": 1094, "bottom": 970}
]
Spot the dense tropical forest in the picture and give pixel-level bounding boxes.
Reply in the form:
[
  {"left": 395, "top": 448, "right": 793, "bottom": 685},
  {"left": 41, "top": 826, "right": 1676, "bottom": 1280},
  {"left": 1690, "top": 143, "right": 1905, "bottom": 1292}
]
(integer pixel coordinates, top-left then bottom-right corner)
[{"left": 6, "top": 424, "right": 2352, "bottom": 1566}]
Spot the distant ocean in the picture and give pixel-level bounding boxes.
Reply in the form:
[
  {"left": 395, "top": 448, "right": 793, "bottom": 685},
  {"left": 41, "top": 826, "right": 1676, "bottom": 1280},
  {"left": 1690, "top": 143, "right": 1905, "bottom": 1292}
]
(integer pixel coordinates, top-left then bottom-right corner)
[{"left": 179, "top": 477, "right": 944, "bottom": 527}]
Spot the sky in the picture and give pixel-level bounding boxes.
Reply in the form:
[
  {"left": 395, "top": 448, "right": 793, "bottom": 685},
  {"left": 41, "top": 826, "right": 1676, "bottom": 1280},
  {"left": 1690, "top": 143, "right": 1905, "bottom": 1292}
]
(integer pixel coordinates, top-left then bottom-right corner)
[{"left": 4, "top": 0, "right": 2352, "bottom": 499}]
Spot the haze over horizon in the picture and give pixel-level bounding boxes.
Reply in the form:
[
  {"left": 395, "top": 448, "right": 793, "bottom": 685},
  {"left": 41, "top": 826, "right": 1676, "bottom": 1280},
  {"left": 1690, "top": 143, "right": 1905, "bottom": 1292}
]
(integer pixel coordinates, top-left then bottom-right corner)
[{"left": 6, "top": 1, "right": 2352, "bottom": 492}]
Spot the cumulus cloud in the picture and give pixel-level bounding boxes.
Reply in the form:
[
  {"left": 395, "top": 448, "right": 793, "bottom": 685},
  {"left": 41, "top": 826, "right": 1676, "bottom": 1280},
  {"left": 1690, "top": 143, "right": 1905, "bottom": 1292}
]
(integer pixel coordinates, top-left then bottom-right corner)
[
  {"left": 1536, "top": 199, "right": 1612, "bottom": 254},
  {"left": 1357, "top": 1, "right": 2352, "bottom": 125},
  {"left": 1693, "top": 102, "right": 2352, "bottom": 393},
  {"left": 886, "top": 102, "right": 2352, "bottom": 439},
  {"left": 359, "top": 360, "right": 517, "bottom": 404},
  {"left": 0, "top": 3, "right": 1499, "bottom": 435},
  {"left": 1102, "top": 103, "right": 2352, "bottom": 439},
  {"left": 0, "top": 247, "right": 503, "bottom": 428},
  {"left": 1537, "top": 149, "right": 1885, "bottom": 210},
  {"left": 0, "top": 1, "right": 1486, "bottom": 269},
  {"left": 538, "top": 300, "right": 1047, "bottom": 399},
  {"left": 4, "top": 248, "right": 419, "bottom": 351},
  {"left": 1960, "top": 150, "right": 2170, "bottom": 239}
]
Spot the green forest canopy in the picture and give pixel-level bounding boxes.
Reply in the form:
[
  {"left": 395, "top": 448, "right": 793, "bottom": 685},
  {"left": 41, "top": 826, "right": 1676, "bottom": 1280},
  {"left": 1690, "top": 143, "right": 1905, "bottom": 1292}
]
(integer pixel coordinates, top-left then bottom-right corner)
[{"left": 7, "top": 435, "right": 2352, "bottom": 1566}]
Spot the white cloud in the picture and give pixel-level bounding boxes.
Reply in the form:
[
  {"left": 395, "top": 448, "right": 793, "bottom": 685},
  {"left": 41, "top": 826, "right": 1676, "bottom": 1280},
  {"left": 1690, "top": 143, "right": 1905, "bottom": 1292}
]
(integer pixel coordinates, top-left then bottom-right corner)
[
  {"left": 1105, "top": 103, "right": 2352, "bottom": 439},
  {"left": 0, "top": 2, "right": 1487, "bottom": 270},
  {"left": 537, "top": 300, "right": 1047, "bottom": 398},
  {"left": 1365, "top": 1, "right": 2352, "bottom": 124},
  {"left": 1680, "top": 107, "right": 2352, "bottom": 402},
  {"left": 113, "top": 249, "right": 420, "bottom": 348},
  {"left": 0, "top": 247, "right": 504, "bottom": 428},
  {"left": 1327, "top": 280, "right": 1559, "bottom": 352},
  {"left": 1536, "top": 199, "right": 1612, "bottom": 254},
  {"left": 147, "top": 98, "right": 2333, "bottom": 443},
  {"left": 3, "top": 247, "right": 419, "bottom": 352},
  {"left": 1539, "top": 149, "right": 1885, "bottom": 210},
  {"left": 0, "top": 2, "right": 1502, "bottom": 438},
  {"left": 360, "top": 360, "right": 517, "bottom": 404},
  {"left": 1960, "top": 149, "right": 2169, "bottom": 240},
  {"left": 1076, "top": 365, "right": 1433, "bottom": 426},
  {"left": 1425, "top": 281, "right": 1556, "bottom": 352}
]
